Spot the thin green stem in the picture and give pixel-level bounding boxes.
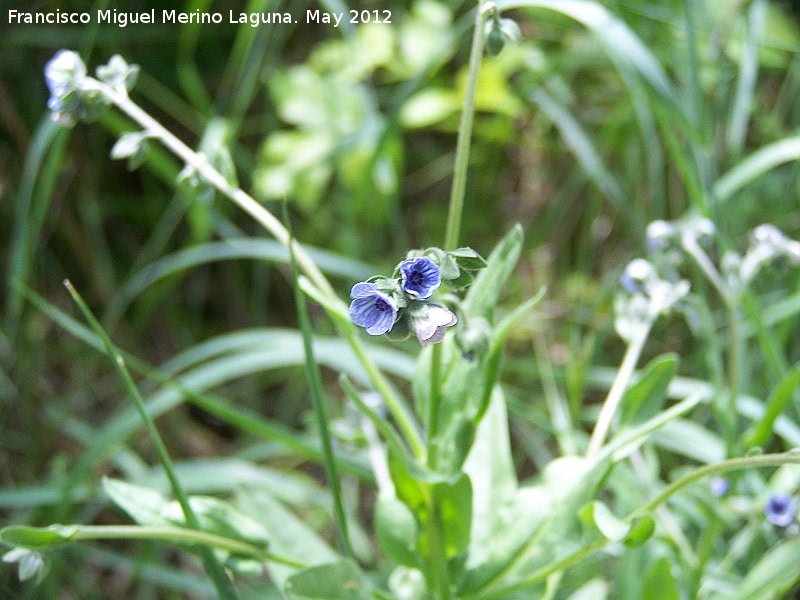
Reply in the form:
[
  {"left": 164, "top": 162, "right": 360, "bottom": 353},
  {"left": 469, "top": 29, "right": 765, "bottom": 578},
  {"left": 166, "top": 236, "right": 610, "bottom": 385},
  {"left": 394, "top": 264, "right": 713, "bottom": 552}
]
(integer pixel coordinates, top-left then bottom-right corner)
[
  {"left": 64, "top": 281, "right": 239, "bottom": 600},
  {"left": 586, "top": 322, "right": 652, "bottom": 458},
  {"left": 726, "top": 303, "right": 742, "bottom": 454},
  {"left": 286, "top": 208, "right": 353, "bottom": 558},
  {"left": 427, "top": 490, "right": 452, "bottom": 600},
  {"left": 95, "top": 80, "right": 421, "bottom": 460},
  {"left": 444, "top": 0, "right": 489, "bottom": 251},
  {"left": 427, "top": 342, "right": 444, "bottom": 468},
  {"left": 71, "top": 525, "right": 307, "bottom": 569},
  {"left": 343, "top": 327, "right": 425, "bottom": 458},
  {"left": 632, "top": 451, "right": 800, "bottom": 517}
]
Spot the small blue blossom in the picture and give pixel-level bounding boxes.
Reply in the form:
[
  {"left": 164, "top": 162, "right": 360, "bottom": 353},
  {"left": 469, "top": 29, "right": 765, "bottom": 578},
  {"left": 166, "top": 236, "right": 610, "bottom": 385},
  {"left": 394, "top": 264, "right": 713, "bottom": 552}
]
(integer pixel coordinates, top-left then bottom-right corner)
[
  {"left": 44, "top": 50, "right": 87, "bottom": 112},
  {"left": 413, "top": 304, "right": 457, "bottom": 347},
  {"left": 349, "top": 282, "right": 398, "bottom": 335},
  {"left": 620, "top": 258, "right": 654, "bottom": 294},
  {"left": 710, "top": 477, "right": 729, "bottom": 497},
  {"left": 400, "top": 257, "right": 441, "bottom": 300},
  {"left": 765, "top": 493, "right": 796, "bottom": 527}
]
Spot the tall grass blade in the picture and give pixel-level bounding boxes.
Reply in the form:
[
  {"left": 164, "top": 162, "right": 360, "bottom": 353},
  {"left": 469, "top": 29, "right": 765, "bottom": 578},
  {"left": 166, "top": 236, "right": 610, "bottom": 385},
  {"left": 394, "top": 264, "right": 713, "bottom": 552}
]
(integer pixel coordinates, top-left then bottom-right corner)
[
  {"left": 285, "top": 206, "right": 354, "bottom": 558},
  {"left": 5, "top": 118, "right": 67, "bottom": 340},
  {"left": 727, "top": 0, "right": 767, "bottom": 153},
  {"left": 63, "top": 280, "right": 240, "bottom": 600}
]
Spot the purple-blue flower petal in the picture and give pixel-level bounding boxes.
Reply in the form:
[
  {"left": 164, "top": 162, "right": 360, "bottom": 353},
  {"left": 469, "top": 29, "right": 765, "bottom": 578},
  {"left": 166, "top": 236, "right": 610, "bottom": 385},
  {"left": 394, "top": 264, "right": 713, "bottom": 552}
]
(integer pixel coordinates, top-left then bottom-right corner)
[
  {"left": 765, "top": 493, "right": 796, "bottom": 527},
  {"left": 400, "top": 257, "right": 441, "bottom": 300},
  {"left": 349, "top": 283, "right": 398, "bottom": 336}
]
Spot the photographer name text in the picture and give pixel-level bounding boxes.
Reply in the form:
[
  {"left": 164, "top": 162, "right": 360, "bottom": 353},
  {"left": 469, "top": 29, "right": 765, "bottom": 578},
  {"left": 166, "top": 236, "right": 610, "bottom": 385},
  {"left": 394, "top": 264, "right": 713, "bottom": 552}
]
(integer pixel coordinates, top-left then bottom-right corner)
[{"left": 8, "top": 8, "right": 392, "bottom": 28}]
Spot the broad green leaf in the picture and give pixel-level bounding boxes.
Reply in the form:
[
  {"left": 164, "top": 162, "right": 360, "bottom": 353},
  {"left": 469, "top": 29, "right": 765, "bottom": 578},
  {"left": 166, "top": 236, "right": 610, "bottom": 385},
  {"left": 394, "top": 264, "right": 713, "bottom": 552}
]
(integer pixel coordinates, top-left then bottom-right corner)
[
  {"left": 103, "top": 478, "right": 171, "bottom": 527},
  {"left": 375, "top": 493, "right": 420, "bottom": 568},
  {"left": 744, "top": 366, "right": 800, "bottom": 448},
  {"left": 284, "top": 560, "right": 371, "bottom": 600},
  {"left": 434, "top": 416, "right": 476, "bottom": 476},
  {"left": 0, "top": 525, "right": 79, "bottom": 550},
  {"left": 643, "top": 557, "right": 679, "bottom": 600},
  {"left": 724, "top": 536, "right": 800, "bottom": 600},
  {"left": 457, "top": 485, "right": 550, "bottom": 594},
  {"left": 435, "top": 474, "right": 473, "bottom": 558},
  {"left": 463, "top": 388, "right": 518, "bottom": 552},
  {"left": 580, "top": 501, "right": 629, "bottom": 542},
  {"left": 619, "top": 354, "right": 678, "bottom": 427},
  {"left": 236, "top": 486, "right": 339, "bottom": 589},
  {"left": 463, "top": 224, "right": 524, "bottom": 320}
]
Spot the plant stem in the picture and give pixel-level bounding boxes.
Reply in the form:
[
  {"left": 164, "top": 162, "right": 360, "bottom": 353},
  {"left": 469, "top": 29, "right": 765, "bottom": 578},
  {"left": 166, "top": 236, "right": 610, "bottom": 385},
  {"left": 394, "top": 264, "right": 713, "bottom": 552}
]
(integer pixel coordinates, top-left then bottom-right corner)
[
  {"left": 69, "top": 525, "right": 306, "bottom": 568},
  {"left": 632, "top": 451, "right": 800, "bottom": 517},
  {"left": 427, "top": 342, "right": 443, "bottom": 468},
  {"left": 444, "top": 0, "right": 489, "bottom": 251},
  {"left": 586, "top": 322, "right": 651, "bottom": 458},
  {"left": 427, "top": 490, "right": 452, "bottom": 600},
  {"left": 96, "top": 81, "right": 423, "bottom": 459},
  {"left": 64, "top": 280, "right": 239, "bottom": 600}
]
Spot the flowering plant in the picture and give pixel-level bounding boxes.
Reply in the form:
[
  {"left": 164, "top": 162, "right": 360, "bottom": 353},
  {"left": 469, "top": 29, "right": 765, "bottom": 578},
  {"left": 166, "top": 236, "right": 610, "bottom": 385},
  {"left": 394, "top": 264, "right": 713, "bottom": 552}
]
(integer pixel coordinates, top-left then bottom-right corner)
[{"left": 4, "top": 3, "right": 800, "bottom": 599}]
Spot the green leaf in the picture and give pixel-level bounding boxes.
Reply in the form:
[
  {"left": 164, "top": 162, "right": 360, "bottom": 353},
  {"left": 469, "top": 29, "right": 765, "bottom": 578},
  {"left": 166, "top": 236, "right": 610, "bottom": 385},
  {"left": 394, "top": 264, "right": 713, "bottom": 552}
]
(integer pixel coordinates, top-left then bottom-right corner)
[
  {"left": 375, "top": 494, "right": 420, "bottom": 568},
  {"left": 450, "top": 247, "right": 488, "bottom": 270},
  {"left": 622, "top": 514, "right": 655, "bottom": 548},
  {"left": 619, "top": 354, "right": 678, "bottom": 427},
  {"left": 723, "top": 536, "right": 800, "bottom": 600},
  {"left": 433, "top": 416, "right": 476, "bottom": 476},
  {"left": 103, "top": 478, "right": 171, "bottom": 527},
  {"left": 284, "top": 560, "right": 371, "bottom": 600},
  {"left": 236, "top": 487, "right": 339, "bottom": 589},
  {"left": 463, "top": 224, "right": 524, "bottom": 320},
  {"left": 744, "top": 366, "right": 800, "bottom": 448},
  {"left": 580, "top": 501, "right": 629, "bottom": 542},
  {"left": 0, "top": 525, "right": 79, "bottom": 550},
  {"left": 643, "top": 557, "right": 679, "bottom": 600},
  {"left": 435, "top": 474, "right": 473, "bottom": 557},
  {"left": 439, "top": 253, "right": 461, "bottom": 280}
]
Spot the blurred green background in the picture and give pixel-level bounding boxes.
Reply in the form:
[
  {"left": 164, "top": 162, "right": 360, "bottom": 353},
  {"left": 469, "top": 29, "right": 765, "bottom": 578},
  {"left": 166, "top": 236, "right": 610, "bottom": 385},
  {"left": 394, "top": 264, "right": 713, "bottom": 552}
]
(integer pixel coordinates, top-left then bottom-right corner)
[{"left": 2, "top": 0, "right": 800, "bottom": 597}]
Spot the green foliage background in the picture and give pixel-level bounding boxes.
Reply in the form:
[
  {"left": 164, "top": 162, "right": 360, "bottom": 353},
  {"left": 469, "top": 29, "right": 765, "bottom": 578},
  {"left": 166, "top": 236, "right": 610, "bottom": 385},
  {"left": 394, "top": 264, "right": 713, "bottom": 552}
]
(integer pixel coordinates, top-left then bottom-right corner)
[{"left": 2, "top": 0, "right": 800, "bottom": 597}]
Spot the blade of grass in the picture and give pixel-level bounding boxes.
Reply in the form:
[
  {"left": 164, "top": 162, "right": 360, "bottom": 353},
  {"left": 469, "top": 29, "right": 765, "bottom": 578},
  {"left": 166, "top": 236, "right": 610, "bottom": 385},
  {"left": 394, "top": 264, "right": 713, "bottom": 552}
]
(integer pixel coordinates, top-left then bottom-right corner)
[
  {"left": 726, "top": 0, "right": 767, "bottom": 153},
  {"left": 5, "top": 118, "right": 68, "bottom": 340},
  {"left": 714, "top": 134, "right": 800, "bottom": 203},
  {"left": 105, "top": 238, "right": 374, "bottom": 327},
  {"left": 285, "top": 206, "right": 353, "bottom": 558},
  {"left": 529, "top": 86, "right": 643, "bottom": 232},
  {"left": 62, "top": 279, "right": 239, "bottom": 600},
  {"left": 22, "top": 285, "right": 376, "bottom": 483}
]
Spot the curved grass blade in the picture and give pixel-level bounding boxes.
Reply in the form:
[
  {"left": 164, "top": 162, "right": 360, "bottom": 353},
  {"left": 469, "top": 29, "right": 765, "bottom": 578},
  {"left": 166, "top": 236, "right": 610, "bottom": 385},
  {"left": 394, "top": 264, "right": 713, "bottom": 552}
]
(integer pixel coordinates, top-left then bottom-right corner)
[
  {"left": 714, "top": 134, "right": 800, "bottom": 203},
  {"left": 63, "top": 280, "right": 239, "bottom": 600}
]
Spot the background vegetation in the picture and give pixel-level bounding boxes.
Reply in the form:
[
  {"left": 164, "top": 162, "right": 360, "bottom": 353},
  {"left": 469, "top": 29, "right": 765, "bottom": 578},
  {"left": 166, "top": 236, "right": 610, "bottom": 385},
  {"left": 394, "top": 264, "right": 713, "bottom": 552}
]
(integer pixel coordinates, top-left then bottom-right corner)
[{"left": 2, "top": 0, "right": 800, "bottom": 597}]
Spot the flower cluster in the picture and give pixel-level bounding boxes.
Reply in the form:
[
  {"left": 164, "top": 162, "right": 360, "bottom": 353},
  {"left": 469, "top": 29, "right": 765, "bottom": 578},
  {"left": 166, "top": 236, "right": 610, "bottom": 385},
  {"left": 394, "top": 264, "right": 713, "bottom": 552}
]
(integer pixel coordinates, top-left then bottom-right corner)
[
  {"left": 349, "top": 248, "right": 486, "bottom": 347},
  {"left": 44, "top": 50, "right": 138, "bottom": 127},
  {"left": 615, "top": 257, "right": 689, "bottom": 340},
  {"left": 644, "top": 215, "right": 800, "bottom": 297}
]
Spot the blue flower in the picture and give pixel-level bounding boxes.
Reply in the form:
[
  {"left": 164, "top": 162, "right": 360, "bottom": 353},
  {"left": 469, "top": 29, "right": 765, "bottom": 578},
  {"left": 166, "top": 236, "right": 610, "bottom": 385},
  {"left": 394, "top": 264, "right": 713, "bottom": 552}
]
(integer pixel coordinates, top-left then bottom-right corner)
[
  {"left": 44, "top": 50, "right": 86, "bottom": 112},
  {"left": 349, "top": 282, "right": 398, "bottom": 335},
  {"left": 710, "top": 477, "right": 729, "bottom": 497},
  {"left": 765, "top": 493, "right": 796, "bottom": 527},
  {"left": 413, "top": 304, "right": 457, "bottom": 347},
  {"left": 400, "top": 257, "right": 441, "bottom": 300}
]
